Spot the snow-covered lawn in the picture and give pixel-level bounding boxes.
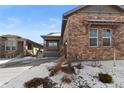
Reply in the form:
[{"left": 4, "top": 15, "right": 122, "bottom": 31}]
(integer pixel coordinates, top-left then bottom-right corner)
[
  {"left": 10, "top": 57, "right": 36, "bottom": 62},
  {"left": 0, "top": 57, "right": 36, "bottom": 65},
  {"left": 1, "top": 63, "right": 55, "bottom": 88},
  {"left": 0, "top": 59, "right": 11, "bottom": 65},
  {"left": 0, "top": 66, "right": 32, "bottom": 86},
  {"left": 2, "top": 60, "right": 124, "bottom": 88}
]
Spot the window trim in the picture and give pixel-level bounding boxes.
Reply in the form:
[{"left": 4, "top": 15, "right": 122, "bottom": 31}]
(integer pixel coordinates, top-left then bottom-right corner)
[
  {"left": 88, "top": 28, "right": 98, "bottom": 47},
  {"left": 5, "top": 41, "right": 17, "bottom": 51},
  {"left": 102, "top": 28, "right": 112, "bottom": 47}
]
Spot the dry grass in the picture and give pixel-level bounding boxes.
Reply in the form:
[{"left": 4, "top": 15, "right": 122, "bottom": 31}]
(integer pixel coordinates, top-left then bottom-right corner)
[
  {"left": 24, "top": 78, "right": 43, "bottom": 88},
  {"left": 24, "top": 77, "right": 57, "bottom": 88},
  {"left": 61, "top": 75, "right": 72, "bottom": 84},
  {"left": 49, "top": 55, "right": 65, "bottom": 76},
  {"left": 99, "top": 73, "right": 113, "bottom": 83}
]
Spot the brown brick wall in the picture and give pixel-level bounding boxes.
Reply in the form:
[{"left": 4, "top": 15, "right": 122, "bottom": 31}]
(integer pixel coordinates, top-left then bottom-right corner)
[
  {"left": 63, "top": 13, "right": 124, "bottom": 62},
  {"left": 0, "top": 40, "right": 24, "bottom": 58},
  {"left": 0, "top": 38, "right": 5, "bottom": 58}
]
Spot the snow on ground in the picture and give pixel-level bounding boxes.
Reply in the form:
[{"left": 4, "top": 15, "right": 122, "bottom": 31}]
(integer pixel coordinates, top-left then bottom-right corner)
[
  {"left": 0, "top": 66, "right": 32, "bottom": 86},
  {"left": 2, "top": 60, "right": 124, "bottom": 88},
  {"left": 1, "top": 62, "right": 55, "bottom": 88},
  {"left": 0, "top": 56, "right": 36, "bottom": 65},
  {"left": 0, "top": 59, "right": 11, "bottom": 65},
  {"left": 11, "top": 56, "right": 36, "bottom": 61}
]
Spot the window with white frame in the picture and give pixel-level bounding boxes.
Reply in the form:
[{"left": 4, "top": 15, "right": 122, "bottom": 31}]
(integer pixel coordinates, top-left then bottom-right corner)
[
  {"left": 102, "top": 29, "right": 111, "bottom": 46},
  {"left": 88, "top": 28, "right": 98, "bottom": 47},
  {"left": 5, "top": 41, "right": 17, "bottom": 51}
]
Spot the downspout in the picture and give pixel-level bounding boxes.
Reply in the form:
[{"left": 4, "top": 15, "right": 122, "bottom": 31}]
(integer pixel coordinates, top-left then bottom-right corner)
[
  {"left": 113, "top": 13, "right": 124, "bottom": 67},
  {"left": 113, "top": 47, "right": 116, "bottom": 67}
]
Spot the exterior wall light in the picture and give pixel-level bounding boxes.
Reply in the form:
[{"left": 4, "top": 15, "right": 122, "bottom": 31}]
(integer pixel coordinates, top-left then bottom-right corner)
[{"left": 65, "top": 41, "right": 67, "bottom": 45}]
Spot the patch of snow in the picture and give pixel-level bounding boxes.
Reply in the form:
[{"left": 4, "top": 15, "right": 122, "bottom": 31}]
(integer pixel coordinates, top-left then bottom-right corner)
[
  {"left": 9, "top": 56, "right": 36, "bottom": 63},
  {"left": 46, "top": 32, "right": 61, "bottom": 36},
  {"left": 2, "top": 60, "right": 124, "bottom": 88},
  {"left": 51, "top": 33, "right": 61, "bottom": 36},
  {"left": 0, "top": 56, "right": 36, "bottom": 65},
  {"left": 0, "top": 59, "right": 11, "bottom": 65},
  {"left": 1, "top": 62, "right": 55, "bottom": 88}
]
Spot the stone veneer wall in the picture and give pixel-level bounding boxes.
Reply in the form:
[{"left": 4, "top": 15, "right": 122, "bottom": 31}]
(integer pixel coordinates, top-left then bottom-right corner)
[{"left": 63, "top": 13, "right": 124, "bottom": 62}]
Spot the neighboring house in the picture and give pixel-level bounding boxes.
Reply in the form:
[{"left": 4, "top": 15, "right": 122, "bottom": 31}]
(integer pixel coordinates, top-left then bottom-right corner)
[
  {"left": 61, "top": 5, "right": 124, "bottom": 62},
  {"left": 0, "top": 35, "right": 42, "bottom": 58},
  {"left": 0, "top": 37, "right": 6, "bottom": 58},
  {"left": 41, "top": 32, "right": 61, "bottom": 57}
]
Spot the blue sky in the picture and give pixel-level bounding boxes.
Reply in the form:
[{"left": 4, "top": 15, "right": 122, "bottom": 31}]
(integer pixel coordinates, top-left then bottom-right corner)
[{"left": 0, "top": 5, "right": 77, "bottom": 43}]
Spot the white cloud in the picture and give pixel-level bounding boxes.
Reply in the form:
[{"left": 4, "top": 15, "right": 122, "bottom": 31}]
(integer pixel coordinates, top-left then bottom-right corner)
[
  {"left": 6, "top": 17, "right": 22, "bottom": 28},
  {"left": 0, "top": 17, "right": 22, "bottom": 29},
  {"left": 0, "top": 17, "right": 21, "bottom": 29}
]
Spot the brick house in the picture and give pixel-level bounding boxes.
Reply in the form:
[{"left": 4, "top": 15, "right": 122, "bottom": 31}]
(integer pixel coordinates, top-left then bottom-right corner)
[
  {"left": 41, "top": 32, "right": 61, "bottom": 57},
  {"left": 61, "top": 5, "right": 124, "bottom": 62},
  {"left": 0, "top": 35, "right": 42, "bottom": 58}
]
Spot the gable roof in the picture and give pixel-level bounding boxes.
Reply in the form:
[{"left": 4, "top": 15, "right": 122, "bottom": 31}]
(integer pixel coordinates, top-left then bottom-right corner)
[
  {"left": 0, "top": 34, "right": 42, "bottom": 46},
  {"left": 41, "top": 32, "right": 61, "bottom": 38},
  {"left": 1, "top": 34, "right": 22, "bottom": 39},
  {"left": 63, "top": 5, "right": 86, "bottom": 17},
  {"left": 25, "top": 39, "right": 42, "bottom": 47},
  {"left": 63, "top": 5, "right": 124, "bottom": 17},
  {"left": 61, "top": 5, "right": 124, "bottom": 38},
  {"left": 45, "top": 32, "right": 61, "bottom": 37},
  {"left": 41, "top": 32, "right": 61, "bottom": 41}
]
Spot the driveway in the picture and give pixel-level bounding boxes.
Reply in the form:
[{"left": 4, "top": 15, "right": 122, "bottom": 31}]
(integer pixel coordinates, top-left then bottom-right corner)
[
  {"left": 0, "top": 66, "right": 31, "bottom": 87},
  {"left": 0, "top": 57, "right": 58, "bottom": 87}
]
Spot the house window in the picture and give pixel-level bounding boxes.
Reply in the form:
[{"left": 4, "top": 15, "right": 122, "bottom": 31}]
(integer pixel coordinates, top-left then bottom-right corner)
[
  {"left": 27, "top": 43, "right": 32, "bottom": 50},
  {"left": 48, "top": 42, "right": 58, "bottom": 48},
  {"left": 102, "top": 29, "right": 111, "bottom": 46},
  {"left": 12, "top": 42, "right": 17, "bottom": 50},
  {"left": 5, "top": 42, "right": 11, "bottom": 50},
  {"left": 0, "top": 42, "right": 4, "bottom": 51},
  {"left": 88, "top": 28, "right": 98, "bottom": 47},
  {"left": 5, "top": 41, "right": 17, "bottom": 51}
]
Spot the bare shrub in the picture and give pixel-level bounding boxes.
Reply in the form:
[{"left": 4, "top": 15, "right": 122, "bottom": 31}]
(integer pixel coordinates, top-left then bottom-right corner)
[
  {"left": 50, "top": 56, "right": 65, "bottom": 76},
  {"left": 42, "top": 77, "right": 57, "bottom": 88},
  {"left": 24, "top": 77, "right": 57, "bottom": 88},
  {"left": 61, "top": 75, "right": 71, "bottom": 84},
  {"left": 99, "top": 73, "right": 113, "bottom": 83},
  {"left": 24, "top": 78, "right": 43, "bottom": 88},
  {"left": 75, "top": 63, "right": 83, "bottom": 69},
  {"left": 61, "top": 66, "right": 75, "bottom": 74}
]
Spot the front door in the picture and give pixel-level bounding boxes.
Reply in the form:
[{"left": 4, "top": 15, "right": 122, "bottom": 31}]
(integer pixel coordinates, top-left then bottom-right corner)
[{"left": 18, "top": 41, "right": 24, "bottom": 55}]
